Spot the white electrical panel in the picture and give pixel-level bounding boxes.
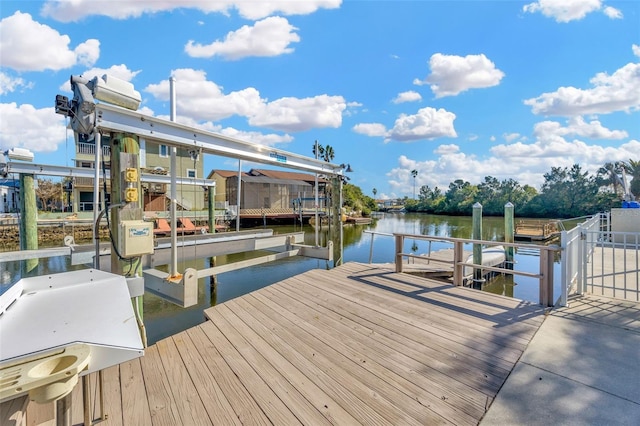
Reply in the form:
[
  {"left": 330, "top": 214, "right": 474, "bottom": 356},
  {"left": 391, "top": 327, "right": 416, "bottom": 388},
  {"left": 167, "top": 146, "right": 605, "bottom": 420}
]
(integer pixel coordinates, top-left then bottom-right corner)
[{"left": 119, "top": 220, "right": 154, "bottom": 257}]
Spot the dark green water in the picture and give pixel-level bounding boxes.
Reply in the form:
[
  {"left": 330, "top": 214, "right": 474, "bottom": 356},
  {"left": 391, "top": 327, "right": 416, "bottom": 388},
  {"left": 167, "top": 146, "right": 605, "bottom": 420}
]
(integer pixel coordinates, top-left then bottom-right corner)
[{"left": 0, "top": 213, "right": 560, "bottom": 344}]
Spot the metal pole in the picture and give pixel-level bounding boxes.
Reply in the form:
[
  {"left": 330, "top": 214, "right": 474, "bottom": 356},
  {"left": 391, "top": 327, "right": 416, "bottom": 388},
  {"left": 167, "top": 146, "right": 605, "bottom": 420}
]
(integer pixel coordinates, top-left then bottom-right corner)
[
  {"left": 169, "top": 77, "right": 178, "bottom": 277},
  {"left": 56, "top": 392, "right": 72, "bottom": 426},
  {"left": 93, "top": 131, "right": 101, "bottom": 246},
  {"left": 314, "top": 140, "right": 319, "bottom": 247},
  {"left": 236, "top": 160, "right": 242, "bottom": 232}
]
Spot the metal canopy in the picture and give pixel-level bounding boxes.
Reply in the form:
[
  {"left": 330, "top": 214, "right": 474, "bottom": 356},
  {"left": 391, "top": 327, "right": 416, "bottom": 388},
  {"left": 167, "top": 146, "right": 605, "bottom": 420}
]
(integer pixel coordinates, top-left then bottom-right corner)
[{"left": 95, "top": 103, "right": 344, "bottom": 177}]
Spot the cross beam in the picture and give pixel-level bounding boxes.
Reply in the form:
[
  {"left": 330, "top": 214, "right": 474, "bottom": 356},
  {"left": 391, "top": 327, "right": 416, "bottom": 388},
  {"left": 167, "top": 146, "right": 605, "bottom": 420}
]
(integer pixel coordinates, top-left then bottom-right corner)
[{"left": 0, "top": 162, "right": 215, "bottom": 187}]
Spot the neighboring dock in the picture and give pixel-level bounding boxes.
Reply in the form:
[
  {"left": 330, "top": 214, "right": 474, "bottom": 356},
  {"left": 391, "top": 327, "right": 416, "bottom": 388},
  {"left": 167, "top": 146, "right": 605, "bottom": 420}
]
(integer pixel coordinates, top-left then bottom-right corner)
[
  {"left": 17, "top": 262, "right": 547, "bottom": 425},
  {"left": 514, "top": 219, "right": 559, "bottom": 241}
]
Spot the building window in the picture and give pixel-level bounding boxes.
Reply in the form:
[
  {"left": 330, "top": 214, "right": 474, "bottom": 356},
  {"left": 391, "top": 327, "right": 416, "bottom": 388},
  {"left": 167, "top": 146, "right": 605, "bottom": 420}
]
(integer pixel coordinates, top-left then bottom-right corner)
[
  {"left": 159, "top": 144, "right": 168, "bottom": 158},
  {"left": 187, "top": 169, "right": 196, "bottom": 178}
]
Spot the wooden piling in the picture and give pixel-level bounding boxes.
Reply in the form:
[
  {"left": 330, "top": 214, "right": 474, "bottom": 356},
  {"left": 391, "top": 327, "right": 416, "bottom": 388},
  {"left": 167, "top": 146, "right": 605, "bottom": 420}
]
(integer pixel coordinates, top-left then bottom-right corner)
[
  {"left": 19, "top": 173, "right": 38, "bottom": 274},
  {"left": 472, "top": 202, "right": 483, "bottom": 286},
  {"left": 505, "top": 202, "right": 514, "bottom": 268}
]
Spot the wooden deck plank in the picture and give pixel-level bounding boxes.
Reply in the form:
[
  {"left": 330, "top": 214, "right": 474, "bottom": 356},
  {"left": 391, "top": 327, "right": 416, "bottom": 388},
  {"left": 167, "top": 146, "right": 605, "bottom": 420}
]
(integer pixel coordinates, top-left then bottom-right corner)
[
  {"left": 98, "top": 366, "right": 124, "bottom": 426},
  {"left": 138, "top": 344, "right": 183, "bottom": 426},
  {"left": 170, "top": 332, "right": 241, "bottom": 426},
  {"left": 154, "top": 338, "right": 211, "bottom": 426},
  {"left": 198, "top": 321, "right": 302, "bottom": 425},
  {"left": 276, "top": 277, "right": 509, "bottom": 394},
  {"left": 303, "top": 270, "right": 529, "bottom": 361},
  {"left": 207, "top": 305, "right": 336, "bottom": 426},
  {"left": 281, "top": 274, "right": 515, "bottom": 377},
  {"left": 185, "top": 327, "right": 271, "bottom": 426},
  {"left": 234, "top": 293, "right": 461, "bottom": 425},
  {"left": 253, "top": 284, "right": 481, "bottom": 424},
  {"left": 21, "top": 262, "right": 557, "bottom": 426},
  {"left": 311, "top": 267, "right": 540, "bottom": 353},
  {"left": 119, "top": 359, "right": 152, "bottom": 426}
]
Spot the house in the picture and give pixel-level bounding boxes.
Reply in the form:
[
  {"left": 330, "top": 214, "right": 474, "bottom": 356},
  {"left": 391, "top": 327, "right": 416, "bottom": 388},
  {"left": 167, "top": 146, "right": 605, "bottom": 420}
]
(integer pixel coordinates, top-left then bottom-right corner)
[
  {"left": 72, "top": 134, "right": 204, "bottom": 213},
  {"left": 208, "top": 168, "right": 327, "bottom": 213},
  {"left": 0, "top": 178, "right": 19, "bottom": 213}
]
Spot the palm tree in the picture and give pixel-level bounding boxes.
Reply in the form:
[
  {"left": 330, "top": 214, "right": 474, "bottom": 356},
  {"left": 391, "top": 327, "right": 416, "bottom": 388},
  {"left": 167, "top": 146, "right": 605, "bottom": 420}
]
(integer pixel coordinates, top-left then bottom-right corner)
[
  {"left": 323, "top": 145, "right": 335, "bottom": 163},
  {"left": 311, "top": 142, "right": 334, "bottom": 163},
  {"left": 411, "top": 169, "right": 418, "bottom": 199},
  {"left": 597, "top": 162, "right": 623, "bottom": 195},
  {"left": 372, "top": 188, "right": 377, "bottom": 198},
  {"left": 625, "top": 159, "right": 640, "bottom": 198}
]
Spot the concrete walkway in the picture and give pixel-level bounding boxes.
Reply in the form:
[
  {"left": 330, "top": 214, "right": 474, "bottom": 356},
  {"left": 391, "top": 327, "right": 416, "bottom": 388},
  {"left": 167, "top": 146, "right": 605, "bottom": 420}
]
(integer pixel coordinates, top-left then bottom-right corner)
[{"left": 482, "top": 294, "right": 640, "bottom": 425}]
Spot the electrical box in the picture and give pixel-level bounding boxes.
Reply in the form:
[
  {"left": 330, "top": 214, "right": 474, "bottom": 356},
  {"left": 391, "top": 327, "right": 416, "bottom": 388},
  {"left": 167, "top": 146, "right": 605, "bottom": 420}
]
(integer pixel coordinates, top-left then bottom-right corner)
[{"left": 119, "top": 220, "right": 154, "bottom": 257}]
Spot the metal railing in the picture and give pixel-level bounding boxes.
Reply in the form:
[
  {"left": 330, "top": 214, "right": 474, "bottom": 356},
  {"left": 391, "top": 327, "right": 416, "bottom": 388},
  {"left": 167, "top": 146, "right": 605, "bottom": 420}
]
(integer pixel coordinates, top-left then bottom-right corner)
[
  {"left": 559, "top": 214, "right": 601, "bottom": 306},
  {"left": 583, "top": 226, "right": 639, "bottom": 302},
  {"left": 77, "top": 142, "right": 111, "bottom": 158},
  {"left": 365, "top": 230, "right": 559, "bottom": 306}
]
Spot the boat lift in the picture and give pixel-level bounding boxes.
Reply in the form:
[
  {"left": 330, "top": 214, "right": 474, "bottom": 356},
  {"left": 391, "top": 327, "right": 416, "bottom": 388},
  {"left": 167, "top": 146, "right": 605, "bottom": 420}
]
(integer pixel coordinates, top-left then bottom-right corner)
[{"left": 55, "top": 74, "right": 345, "bottom": 307}]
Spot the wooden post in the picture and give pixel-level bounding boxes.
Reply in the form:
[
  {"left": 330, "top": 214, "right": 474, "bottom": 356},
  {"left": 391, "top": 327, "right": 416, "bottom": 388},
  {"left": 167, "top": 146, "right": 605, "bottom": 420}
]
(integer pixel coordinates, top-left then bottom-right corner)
[
  {"left": 472, "top": 202, "right": 483, "bottom": 287},
  {"left": 19, "top": 173, "right": 38, "bottom": 275},
  {"left": 208, "top": 185, "right": 215, "bottom": 234},
  {"left": 110, "top": 133, "right": 145, "bottom": 326},
  {"left": 395, "top": 235, "right": 404, "bottom": 273},
  {"left": 504, "top": 202, "right": 514, "bottom": 268},
  {"left": 539, "top": 248, "right": 555, "bottom": 306},
  {"left": 453, "top": 240, "right": 464, "bottom": 285}
]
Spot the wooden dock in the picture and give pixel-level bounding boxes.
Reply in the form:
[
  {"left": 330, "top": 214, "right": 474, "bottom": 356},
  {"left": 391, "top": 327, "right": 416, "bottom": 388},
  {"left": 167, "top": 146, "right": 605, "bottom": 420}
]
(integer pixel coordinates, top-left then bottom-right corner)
[{"left": 16, "top": 262, "right": 547, "bottom": 425}]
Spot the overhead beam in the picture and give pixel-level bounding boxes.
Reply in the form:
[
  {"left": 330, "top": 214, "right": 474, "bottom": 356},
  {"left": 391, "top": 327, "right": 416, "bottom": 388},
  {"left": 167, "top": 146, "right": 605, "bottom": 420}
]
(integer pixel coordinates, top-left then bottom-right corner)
[
  {"left": 95, "top": 103, "right": 344, "bottom": 176},
  {"left": 0, "top": 162, "right": 215, "bottom": 186}
]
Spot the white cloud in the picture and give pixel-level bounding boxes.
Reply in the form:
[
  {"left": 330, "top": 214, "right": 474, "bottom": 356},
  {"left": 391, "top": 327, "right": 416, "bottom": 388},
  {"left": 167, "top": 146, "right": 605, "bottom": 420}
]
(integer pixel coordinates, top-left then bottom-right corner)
[
  {"left": 185, "top": 17, "right": 300, "bottom": 60},
  {"left": 352, "top": 123, "right": 387, "bottom": 137},
  {"left": 249, "top": 94, "right": 346, "bottom": 132},
  {"left": 41, "top": 0, "right": 342, "bottom": 22},
  {"left": 145, "top": 69, "right": 346, "bottom": 132},
  {"left": 503, "top": 132, "right": 522, "bottom": 142},
  {"left": 386, "top": 107, "right": 457, "bottom": 142},
  {"left": 602, "top": 6, "right": 623, "bottom": 19},
  {"left": 633, "top": 44, "right": 640, "bottom": 58},
  {"left": 392, "top": 91, "right": 422, "bottom": 104},
  {"left": 152, "top": 114, "right": 293, "bottom": 147},
  {"left": 0, "top": 12, "right": 99, "bottom": 72},
  {"left": 145, "top": 69, "right": 264, "bottom": 121},
  {"left": 0, "top": 103, "right": 67, "bottom": 153},
  {"left": 523, "top": 0, "right": 603, "bottom": 22},
  {"left": 0, "top": 72, "right": 32, "bottom": 95},
  {"left": 59, "top": 64, "right": 141, "bottom": 92},
  {"left": 533, "top": 117, "right": 628, "bottom": 140},
  {"left": 434, "top": 144, "right": 460, "bottom": 155},
  {"left": 414, "top": 53, "right": 505, "bottom": 98},
  {"left": 524, "top": 62, "right": 640, "bottom": 115},
  {"left": 387, "top": 136, "right": 640, "bottom": 195}
]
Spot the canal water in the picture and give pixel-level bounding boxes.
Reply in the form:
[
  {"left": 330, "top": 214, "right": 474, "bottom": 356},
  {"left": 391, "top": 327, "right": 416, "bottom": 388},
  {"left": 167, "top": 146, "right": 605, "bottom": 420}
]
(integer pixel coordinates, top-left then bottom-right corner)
[{"left": 0, "top": 213, "right": 561, "bottom": 344}]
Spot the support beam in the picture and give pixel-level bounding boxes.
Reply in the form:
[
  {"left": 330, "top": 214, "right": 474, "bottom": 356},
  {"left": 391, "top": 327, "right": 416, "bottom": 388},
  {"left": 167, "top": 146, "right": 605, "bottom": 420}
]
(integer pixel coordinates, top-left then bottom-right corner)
[{"left": 95, "top": 103, "right": 344, "bottom": 176}]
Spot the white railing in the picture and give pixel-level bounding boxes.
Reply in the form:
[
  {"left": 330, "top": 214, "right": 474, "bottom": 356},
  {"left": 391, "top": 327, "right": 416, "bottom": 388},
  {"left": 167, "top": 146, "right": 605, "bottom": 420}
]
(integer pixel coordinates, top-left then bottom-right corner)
[
  {"left": 77, "top": 142, "right": 111, "bottom": 158},
  {"left": 559, "top": 213, "right": 602, "bottom": 306},
  {"left": 583, "top": 227, "right": 639, "bottom": 302}
]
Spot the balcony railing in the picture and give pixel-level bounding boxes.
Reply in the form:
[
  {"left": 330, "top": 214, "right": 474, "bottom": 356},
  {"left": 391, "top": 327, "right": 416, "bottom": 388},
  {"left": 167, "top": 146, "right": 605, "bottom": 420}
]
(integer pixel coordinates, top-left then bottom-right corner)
[{"left": 77, "top": 142, "right": 111, "bottom": 158}]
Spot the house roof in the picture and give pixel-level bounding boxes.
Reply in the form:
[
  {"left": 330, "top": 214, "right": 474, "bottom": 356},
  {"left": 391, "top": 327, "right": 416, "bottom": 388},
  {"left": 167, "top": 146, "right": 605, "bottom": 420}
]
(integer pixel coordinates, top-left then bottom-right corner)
[
  {"left": 240, "top": 175, "right": 311, "bottom": 186},
  {"left": 250, "top": 169, "right": 327, "bottom": 183},
  {"left": 209, "top": 170, "right": 250, "bottom": 179}
]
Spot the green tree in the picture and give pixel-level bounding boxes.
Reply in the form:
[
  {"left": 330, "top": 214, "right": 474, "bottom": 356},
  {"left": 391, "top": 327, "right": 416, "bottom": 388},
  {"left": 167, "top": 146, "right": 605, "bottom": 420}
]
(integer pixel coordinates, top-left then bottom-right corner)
[
  {"left": 624, "top": 159, "right": 640, "bottom": 198},
  {"left": 311, "top": 142, "right": 335, "bottom": 162},
  {"left": 443, "top": 179, "right": 477, "bottom": 214}
]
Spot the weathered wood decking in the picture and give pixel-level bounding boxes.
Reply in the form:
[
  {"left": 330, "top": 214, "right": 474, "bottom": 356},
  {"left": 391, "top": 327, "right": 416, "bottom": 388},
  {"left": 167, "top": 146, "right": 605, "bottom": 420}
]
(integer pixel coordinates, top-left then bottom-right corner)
[{"left": 28, "top": 262, "right": 548, "bottom": 425}]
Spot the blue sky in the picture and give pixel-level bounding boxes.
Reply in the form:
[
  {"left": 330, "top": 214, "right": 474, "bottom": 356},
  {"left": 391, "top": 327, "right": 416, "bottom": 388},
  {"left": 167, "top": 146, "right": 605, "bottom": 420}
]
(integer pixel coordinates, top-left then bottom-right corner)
[{"left": 1, "top": 0, "right": 639, "bottom": 200}]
